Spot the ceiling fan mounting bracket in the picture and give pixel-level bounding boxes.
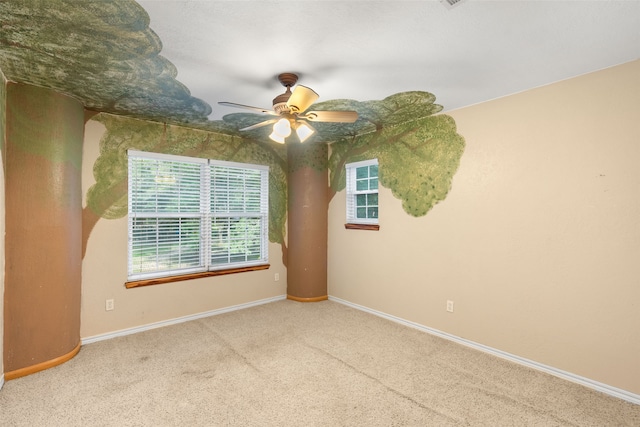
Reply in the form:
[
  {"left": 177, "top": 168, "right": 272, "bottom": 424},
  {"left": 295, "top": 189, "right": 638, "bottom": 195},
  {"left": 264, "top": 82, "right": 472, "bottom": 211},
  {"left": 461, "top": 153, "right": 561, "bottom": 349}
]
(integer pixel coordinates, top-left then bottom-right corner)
[{"left": 277, "top": 72, "right": 299, "bottom": 88}]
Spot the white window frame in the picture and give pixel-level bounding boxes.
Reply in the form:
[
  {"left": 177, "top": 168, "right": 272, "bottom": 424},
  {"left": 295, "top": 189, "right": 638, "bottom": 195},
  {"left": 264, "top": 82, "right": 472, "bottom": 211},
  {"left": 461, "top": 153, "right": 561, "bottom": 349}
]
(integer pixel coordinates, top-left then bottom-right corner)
[
  {"left": 127, "top": 150, "right": 269, "bottom": 281},
  {"left": 346, "top": 158, "right": 379, "bottom": 225}
]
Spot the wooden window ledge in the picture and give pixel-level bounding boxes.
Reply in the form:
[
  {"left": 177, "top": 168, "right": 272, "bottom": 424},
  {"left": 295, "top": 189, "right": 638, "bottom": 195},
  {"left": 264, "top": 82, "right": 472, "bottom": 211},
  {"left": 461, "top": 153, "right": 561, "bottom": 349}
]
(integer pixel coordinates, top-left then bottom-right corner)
[
  {"left": 125, "top": 264, "right": 270, "bottom": 289},
  {"left": 344, "top": 223, "right": 380, "bottom": 231}
]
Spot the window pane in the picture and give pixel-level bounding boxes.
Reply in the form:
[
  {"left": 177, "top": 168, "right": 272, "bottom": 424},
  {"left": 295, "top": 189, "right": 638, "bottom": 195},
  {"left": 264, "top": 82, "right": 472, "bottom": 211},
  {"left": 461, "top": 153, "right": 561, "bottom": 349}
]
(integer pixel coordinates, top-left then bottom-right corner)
[
  {"left": 130, "top": 160, "right": 201, "bottom": 215},
  {"left": 211, "top": 216, "right": 263, "bottom": 266},
  {"left": 130, "top": 217, "right": 202, "bottom": 274},
  {"left": 367, "top": 207, "right": 378, "bottom": 218},
  {"left": 356, "top": 194, "right": 367, "bottom": 207},
  {"left": 211, "top": 166, "right": 264, "bottom": 214},
  {"left": 367, "top": 193, "right": 378, "bottom": 205},
  {"left": 356, "top": 207, "right": 367, "bottom": 218},
  {"left": 209, "top": 163, "right": 267, "bottom": 269},
  {"left": 356, "top": 179, "right": 368, "bottom": 191},
  {"left": 370, "top": 178, "right": 378, "bottom": 190},
  {"left": 356, "top": 166, "right": 369, "bottom": 179}
]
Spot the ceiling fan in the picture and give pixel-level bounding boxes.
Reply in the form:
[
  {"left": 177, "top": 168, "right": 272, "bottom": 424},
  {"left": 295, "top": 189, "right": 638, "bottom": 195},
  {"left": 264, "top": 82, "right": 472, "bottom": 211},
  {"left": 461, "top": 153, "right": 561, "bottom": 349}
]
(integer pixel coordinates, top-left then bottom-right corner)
[{"left": 219, "top": 73, "right": 358, "bottom": 143}]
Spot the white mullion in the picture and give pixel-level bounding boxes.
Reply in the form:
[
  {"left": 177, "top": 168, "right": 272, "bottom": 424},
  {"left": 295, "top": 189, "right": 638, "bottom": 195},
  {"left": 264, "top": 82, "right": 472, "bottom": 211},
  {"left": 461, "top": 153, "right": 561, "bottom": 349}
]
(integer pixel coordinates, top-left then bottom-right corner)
[
  {"left": 354, "top": 189, "right": 378, "bottom": 196},
  {"left": 202, "top": 163, "right": 211, "bottom": 270},
  {"left": 127, "top": 158, "right": 136, "bottom": 276},
  {"left": 261, "top": 168, "right": 269, "bottom": 262}
]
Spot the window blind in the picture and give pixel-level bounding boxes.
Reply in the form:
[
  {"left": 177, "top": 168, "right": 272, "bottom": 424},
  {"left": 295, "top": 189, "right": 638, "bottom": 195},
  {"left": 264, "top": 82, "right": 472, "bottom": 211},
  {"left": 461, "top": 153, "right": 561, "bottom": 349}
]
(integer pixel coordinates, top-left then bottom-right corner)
[
  {"left": 209, "top": 161, "right": 269, "bottom": 269},
  {"left": 128, "top": 151, "right": 268, "bottom": 281}
]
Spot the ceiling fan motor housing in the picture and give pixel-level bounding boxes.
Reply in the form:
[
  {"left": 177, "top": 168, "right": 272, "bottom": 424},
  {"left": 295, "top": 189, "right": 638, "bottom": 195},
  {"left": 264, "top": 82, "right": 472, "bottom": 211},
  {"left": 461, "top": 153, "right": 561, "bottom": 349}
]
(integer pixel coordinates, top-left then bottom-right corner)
[
  {"left": 272, "top": 92, "right": 291, "bottom": 115},
  {"left": 273, "top": 72, "right": 298, "bottom": 115}
]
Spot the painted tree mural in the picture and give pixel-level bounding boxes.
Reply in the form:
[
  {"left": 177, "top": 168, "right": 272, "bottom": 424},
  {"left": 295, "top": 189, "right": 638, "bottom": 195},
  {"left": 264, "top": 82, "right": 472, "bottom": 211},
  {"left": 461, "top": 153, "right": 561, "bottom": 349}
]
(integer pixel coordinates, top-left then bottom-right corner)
[
  {"left": 321, "top": 92, "right": 464, "bottom": 214},
  {"left": 1, "top": 0, "right": 465, "bottom": 268},
  {"left": 84, "top": 91, "right": 464, "bottom": 265},
  {"left": 83, "top": 115, "right": 288, "bottom": 257}
]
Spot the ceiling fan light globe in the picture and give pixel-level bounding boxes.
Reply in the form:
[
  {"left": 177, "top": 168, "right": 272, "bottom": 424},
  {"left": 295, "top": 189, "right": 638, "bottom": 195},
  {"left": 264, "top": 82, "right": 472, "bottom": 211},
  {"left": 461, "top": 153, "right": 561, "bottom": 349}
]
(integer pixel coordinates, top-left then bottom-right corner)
[
  {"left": 269, "top": 131, "right": 286, "bottom": 144},
  {"left": 273, "top": 118, "right": 292, "bottom": 137},
  {"left": 296, "top": 123, "right": 315, "bottom": 142}
]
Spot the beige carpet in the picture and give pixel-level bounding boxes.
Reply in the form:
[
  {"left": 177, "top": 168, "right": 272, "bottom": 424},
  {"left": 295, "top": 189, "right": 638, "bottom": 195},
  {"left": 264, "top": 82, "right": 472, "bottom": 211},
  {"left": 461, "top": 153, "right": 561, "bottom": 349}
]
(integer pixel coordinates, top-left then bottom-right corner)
[{"left": 1, "top": 300, "right": 638, "bottom": 426}]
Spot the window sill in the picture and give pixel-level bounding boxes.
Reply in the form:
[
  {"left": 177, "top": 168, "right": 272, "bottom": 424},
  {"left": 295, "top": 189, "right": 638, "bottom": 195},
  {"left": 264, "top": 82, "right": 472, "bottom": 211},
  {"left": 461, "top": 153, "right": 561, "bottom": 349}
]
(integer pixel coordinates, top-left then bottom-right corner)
[
  {"left": 125, "top": 264, "right": 270, "bottom": 289},
  {"left": 344, "top": 223, "right": 380, "bottom": 231}
]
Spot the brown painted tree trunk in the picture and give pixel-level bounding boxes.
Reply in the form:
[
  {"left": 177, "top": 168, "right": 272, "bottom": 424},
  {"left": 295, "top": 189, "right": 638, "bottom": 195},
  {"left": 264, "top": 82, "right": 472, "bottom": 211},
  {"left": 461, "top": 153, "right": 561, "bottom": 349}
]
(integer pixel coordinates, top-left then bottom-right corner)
[
  {"left": 4, "top": 83, "right": 83, "bottom": 378},
  {"left": 286, "top": 142, "right": 328, "bottom": 301}
]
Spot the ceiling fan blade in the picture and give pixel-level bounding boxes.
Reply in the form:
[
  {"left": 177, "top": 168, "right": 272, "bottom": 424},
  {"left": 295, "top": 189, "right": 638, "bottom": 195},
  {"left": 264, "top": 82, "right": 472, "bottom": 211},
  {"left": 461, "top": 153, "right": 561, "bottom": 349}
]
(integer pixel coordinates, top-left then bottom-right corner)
[
  {"left": 218, "top": 102, "right": 278, "bottom": 116},
  {"left": 240, "top": 119, "right": 278, "bottom": 131},
  {"left": 302, "top": 110, "right": 358, "bottom": 123},
  {"left": 287, "top": 85, "right": 319, "bottom": 113}
]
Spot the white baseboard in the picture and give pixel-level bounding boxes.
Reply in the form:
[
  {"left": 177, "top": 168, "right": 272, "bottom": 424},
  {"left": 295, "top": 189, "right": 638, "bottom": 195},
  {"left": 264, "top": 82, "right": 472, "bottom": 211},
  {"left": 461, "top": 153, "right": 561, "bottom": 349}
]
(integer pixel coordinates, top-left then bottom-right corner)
[
  {"left": 81, "top": 295, "right": 286, "bottom": 345},
  {"left": 329, "top": 296, "right": 640, "bottom": 406}
]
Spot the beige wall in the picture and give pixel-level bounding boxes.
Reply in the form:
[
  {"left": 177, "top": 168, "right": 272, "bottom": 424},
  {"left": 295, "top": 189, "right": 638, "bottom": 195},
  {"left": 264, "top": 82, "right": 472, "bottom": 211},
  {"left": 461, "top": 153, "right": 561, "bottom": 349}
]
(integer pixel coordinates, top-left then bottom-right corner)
[
  {"left": 80, "top": 120, "right": 287, "bottom": 339},
  {"left": 328, "top": 60, "right": 640, "bottom": 394}
]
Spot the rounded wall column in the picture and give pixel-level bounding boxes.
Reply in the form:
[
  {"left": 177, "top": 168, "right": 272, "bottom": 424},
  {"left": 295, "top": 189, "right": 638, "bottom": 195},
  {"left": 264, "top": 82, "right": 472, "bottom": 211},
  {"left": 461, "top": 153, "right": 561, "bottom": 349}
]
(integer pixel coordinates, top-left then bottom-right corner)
[
  {"left": 286, "top": 141, "right": 328, "bottom": 302},
  {"left": 4, "top": 83, "right": 83, "bottom": 378}
]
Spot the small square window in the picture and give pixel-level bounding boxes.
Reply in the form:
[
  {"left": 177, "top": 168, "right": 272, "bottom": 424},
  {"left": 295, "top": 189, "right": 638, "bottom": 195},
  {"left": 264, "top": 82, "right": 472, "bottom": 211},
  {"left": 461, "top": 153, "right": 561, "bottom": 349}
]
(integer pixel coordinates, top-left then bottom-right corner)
[{"left": 346, "top": 159, "right": 379, "bottom": 225}]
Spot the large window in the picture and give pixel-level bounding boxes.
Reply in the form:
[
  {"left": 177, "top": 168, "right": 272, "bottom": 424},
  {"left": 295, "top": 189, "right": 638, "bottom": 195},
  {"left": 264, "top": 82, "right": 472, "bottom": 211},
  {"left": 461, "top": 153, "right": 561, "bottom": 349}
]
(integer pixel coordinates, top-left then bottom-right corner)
[
  {"left": 345, "top": 159, "right": 379, "bottom": 225},
  {"left": 127, "top": 150, "right": 269, "bottom": 281}
]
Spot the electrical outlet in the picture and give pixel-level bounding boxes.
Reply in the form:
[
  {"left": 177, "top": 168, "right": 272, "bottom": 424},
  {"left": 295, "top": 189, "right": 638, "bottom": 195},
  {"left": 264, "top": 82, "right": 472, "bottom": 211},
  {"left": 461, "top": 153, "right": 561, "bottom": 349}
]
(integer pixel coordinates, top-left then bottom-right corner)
[
  {"left": 274, "top": 273, "right": 280, "bottom": 282},
  {"left": 105, "top": 299, "right": 114, "bottom": 311},
  {"left": 446, "top": 300, "right": 454, "bottom": 313}
]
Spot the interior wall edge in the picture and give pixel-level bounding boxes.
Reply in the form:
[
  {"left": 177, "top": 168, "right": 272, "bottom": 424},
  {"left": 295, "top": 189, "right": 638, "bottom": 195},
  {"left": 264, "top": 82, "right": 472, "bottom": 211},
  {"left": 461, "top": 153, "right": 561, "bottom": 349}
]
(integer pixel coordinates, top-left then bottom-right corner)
[
  {"left": 0, "top": 62, "right": 5, "bottom": 384},
  {"left": 329, "top": 296, "right": 640, "bottom": 406}
]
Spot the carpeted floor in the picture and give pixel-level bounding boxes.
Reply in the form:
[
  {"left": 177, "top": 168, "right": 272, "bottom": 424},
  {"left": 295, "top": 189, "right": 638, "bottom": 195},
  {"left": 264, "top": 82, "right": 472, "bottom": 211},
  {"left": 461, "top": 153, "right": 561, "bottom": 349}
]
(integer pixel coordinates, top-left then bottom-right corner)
[{"left": 1, "top": 299, "right": 638, "bottom": 426}]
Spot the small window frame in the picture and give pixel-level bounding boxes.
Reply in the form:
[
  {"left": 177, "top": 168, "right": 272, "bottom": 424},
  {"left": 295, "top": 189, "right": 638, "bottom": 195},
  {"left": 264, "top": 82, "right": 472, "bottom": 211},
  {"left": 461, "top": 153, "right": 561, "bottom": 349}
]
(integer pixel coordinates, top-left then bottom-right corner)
[{"left": 345, "top": 159, "right": 379, "bottom": 229}]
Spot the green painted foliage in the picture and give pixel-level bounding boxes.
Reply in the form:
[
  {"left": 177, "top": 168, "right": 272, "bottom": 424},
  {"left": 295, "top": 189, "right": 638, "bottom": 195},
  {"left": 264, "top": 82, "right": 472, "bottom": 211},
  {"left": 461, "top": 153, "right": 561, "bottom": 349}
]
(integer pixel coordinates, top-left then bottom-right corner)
[
  {"left": 0, "top": 0, "right": 212, "bottom": 126},
  {"left": 287, "top": 141, "right": 329, "bottom": 174},
  {"left": 87, "top": 114, "right": 288, "bottom": 244},
  {"left": 328, "top": 92, "right": 464, "bottom": 217},
  {"left": 377, "top": 115, "right": 465, "bottom": 216},
  {"left": 87, "top": 89, "right": 464, "bottom": 241}
]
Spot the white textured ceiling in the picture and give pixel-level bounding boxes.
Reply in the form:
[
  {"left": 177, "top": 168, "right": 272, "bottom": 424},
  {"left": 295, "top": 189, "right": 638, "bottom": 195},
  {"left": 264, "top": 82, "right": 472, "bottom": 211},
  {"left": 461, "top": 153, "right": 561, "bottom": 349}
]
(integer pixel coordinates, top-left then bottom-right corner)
[{"left": 137, "top": 0, "right": 640, "bottom": 121}]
